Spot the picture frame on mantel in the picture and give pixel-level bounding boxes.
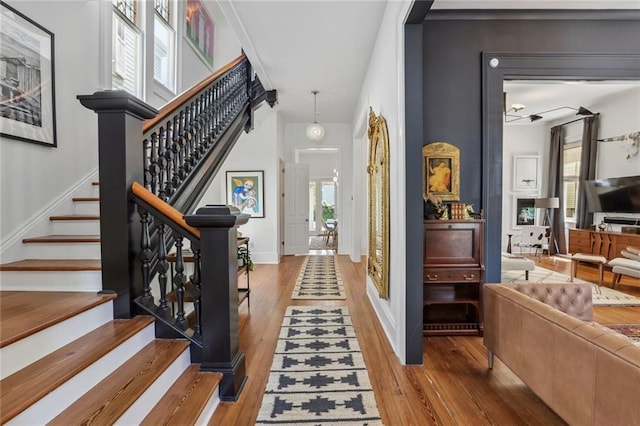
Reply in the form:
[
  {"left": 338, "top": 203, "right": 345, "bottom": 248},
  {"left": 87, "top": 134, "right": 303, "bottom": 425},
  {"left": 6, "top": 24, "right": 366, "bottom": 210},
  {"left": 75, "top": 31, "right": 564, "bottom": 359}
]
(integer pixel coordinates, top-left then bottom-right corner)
[
  {"left": 0, "top": 1, "right": 57, "bottom": 147},
  {"left": 513, "top": 155, "right": 539, "bottom": 191}
]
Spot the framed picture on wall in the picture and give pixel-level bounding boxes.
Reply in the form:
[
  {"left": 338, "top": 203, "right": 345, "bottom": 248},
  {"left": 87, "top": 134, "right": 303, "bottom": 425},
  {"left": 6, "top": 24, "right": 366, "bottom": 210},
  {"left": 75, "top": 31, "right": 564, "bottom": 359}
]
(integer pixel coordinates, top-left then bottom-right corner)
[
  {"left": 185, "top": 0, "right": 214, "bottom": 68},
  {"left": 512, "top": 195, "right": 537, "bottom": 229},
  {"left": 226, "top": 170, "right": 265, "bottom": 218},
  {"left": 0, "top": 1, "right": 57, "bottom": 147},
  {"left": 422, "top": 141, "right": 460, "bottom": 201},
  {"left": 513, "top": 155, "right": 539, "bottom": 191}
]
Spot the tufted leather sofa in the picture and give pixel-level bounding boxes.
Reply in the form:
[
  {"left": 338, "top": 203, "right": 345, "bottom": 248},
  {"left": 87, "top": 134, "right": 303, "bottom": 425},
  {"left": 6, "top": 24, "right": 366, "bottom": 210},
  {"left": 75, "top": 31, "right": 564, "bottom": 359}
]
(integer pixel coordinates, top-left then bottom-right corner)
[{"left": 484, "top": 283, "right": 640, "bottom": 426}]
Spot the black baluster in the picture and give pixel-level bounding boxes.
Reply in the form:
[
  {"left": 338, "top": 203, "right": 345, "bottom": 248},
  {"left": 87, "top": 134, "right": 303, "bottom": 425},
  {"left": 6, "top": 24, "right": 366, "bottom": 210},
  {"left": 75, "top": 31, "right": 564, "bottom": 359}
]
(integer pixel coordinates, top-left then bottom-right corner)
[
  {"left": 157, "top": 126, "right": 168, "bottom": 201},
  {"left": 173, "top": 234, "right": 187, "bottom": 329},
  {"left": 149, "top": 132, "right": 159, "bottom": 195},
  {"left": 143, "top": 137, "right": 152, "bottom": 190},
  {"left": 139, "top": 210, "right": 153, "bottom": 306},
  {"left": 171, "top": 114, "right": 180, "bottom": 193},
  {"left": 190, "top": 247, "right": 202, "bottom": 337},
  {"left": 156, "top": 223, "right": 170, "bottom": 318}
]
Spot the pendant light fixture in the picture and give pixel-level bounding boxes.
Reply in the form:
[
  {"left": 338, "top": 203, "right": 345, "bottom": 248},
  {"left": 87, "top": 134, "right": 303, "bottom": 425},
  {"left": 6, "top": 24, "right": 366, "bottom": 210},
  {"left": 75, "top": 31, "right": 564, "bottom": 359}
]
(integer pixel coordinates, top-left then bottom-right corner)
[{"left": 306, "top": 90, "right": 325, "bottom": 142}]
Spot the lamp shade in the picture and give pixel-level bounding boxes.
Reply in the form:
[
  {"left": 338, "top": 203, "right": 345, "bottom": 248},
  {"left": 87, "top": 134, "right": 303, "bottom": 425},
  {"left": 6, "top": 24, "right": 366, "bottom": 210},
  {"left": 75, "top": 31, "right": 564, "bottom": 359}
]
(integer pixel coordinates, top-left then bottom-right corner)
[
  {"left": 306, "top": 122, "right": 325, "bottom": 142},
  {"left": 535, "top": 197, "right": 559, "bottom": 209}
]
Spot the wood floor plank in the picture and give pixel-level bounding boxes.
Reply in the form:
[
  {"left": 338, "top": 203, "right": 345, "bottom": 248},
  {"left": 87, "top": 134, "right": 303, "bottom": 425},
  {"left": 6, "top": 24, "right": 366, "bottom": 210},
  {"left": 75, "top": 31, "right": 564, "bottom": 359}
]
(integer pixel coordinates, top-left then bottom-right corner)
[
  {"left": 209, "top": 253, "right": 640, "bottom": 425},
  {"left": 22, "top": 235, "right": 100, "bottom": 243},
  {"left": 141, "top": 365, "right": 222, "bottom": 426},
  {"left": 0, "top": 291, "right": 115, "bottom": 347},
  {"left": 49, "top": 339, "right": 190, "bottom": 425},
  {"left": 0, "top": 259, "right": 102, "bottom": 271},
  {"left": 0, "top": 316, "right": 155, "bottom": 423}
]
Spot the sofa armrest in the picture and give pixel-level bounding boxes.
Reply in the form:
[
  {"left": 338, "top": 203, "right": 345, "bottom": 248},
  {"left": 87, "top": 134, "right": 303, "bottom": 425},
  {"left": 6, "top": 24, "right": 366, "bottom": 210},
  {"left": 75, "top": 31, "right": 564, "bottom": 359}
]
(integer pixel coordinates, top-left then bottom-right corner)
[{"left": 511, "top": 283, "right": 593, "bottom": 321}]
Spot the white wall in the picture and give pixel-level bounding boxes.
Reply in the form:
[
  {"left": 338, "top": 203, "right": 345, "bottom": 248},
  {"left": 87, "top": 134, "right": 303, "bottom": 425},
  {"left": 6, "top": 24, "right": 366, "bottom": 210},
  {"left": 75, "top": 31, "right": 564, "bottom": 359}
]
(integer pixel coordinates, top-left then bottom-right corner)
[
  {"left": 0, "top": 1, "right": 102, "bottom": 260},
  {"left": 501, "top": 125, "right": 548, "bottom": 250},
  {"left": 199, "top": 105, "right": 281, "bottom": 264},
  {"left": 298, "top": 151, "right": 340, "bottom": 179},
  {"left": 352, "top": 0, "right": 413, "bottom": 363}
]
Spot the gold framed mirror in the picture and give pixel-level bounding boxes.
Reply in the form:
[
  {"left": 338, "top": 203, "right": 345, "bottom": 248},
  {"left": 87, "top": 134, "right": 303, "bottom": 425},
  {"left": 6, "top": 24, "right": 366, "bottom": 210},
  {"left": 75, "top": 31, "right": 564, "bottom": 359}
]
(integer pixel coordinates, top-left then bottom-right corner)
[{"left": 367, "top": 107, "right": 389, "bottom": 299}]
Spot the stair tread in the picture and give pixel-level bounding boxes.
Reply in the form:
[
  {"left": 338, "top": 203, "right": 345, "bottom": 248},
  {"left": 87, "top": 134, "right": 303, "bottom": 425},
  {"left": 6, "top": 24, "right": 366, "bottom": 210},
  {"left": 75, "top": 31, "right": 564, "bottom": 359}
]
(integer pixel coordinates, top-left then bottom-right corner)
[
  {"left": 49, "top": 339, "right": 190, "bottom": 425},
  {"left": 0, "top": 291, "right": 115, "bottom": 347},
  {"left": 141, "top": 364, "right": 221, "bottom": 425},
  {"left": 50, "top": 214, "right": 100, "bottom": 221},
  {"left": 72, "top": 197, "right": 100, "bottom": 202},
  {"left": 0, "top": 259, "right": 102, "bottom": 271},
  {"left": 0, "top": 316, "right": 155, "bottom": 424},
  {"left": 22, "top": 235, "right": 101, "bottom": 243}
]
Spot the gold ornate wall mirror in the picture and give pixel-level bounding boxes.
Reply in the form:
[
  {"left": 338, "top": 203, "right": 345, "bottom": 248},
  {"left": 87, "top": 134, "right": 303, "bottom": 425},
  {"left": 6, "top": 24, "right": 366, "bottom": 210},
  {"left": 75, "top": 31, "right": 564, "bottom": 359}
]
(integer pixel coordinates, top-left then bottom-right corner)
[{"left": 367, "top": 107, "right": 389, "bottom": 299}]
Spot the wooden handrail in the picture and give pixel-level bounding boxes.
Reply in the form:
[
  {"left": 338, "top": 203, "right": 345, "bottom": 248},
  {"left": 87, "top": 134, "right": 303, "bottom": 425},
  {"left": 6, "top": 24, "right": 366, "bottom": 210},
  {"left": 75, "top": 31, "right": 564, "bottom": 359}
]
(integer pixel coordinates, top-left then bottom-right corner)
[
  {"left": 131, "top": 182, "right": 200, "bottom": 238},
  {"left": 142, "top": 53, "right": 247, "bottom": 133}
]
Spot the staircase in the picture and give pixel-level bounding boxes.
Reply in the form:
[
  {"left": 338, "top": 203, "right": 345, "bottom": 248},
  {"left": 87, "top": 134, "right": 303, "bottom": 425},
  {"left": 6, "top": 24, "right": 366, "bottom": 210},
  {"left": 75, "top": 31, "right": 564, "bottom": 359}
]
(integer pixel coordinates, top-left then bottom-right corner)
[{"left": 0, "top": 182, "right": 223, "bottom": 425}]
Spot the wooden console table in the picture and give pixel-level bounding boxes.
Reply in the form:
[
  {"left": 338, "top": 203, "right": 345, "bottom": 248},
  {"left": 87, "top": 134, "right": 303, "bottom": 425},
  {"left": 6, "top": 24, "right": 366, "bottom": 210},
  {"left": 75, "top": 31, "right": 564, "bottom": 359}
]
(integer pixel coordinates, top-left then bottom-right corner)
[
  {"left": 568, "top": 229, "right": 640, "bottom": 261},
  {"left": 423, "top": 219, "right": 485, "bottom": 336}
]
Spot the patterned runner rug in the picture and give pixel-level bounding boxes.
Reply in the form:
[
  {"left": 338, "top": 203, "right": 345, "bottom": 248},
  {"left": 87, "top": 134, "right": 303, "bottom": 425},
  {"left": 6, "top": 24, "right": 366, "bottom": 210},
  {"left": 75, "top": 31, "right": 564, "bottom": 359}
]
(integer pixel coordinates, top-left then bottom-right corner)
[
  {"left": 501, "top": 266, "right": 640, "bottom": 306},
  {"left": 292, "top": 255, "right": 346, "bottom": 300},
  {"left": 256, "top": 306, "right": 382, "bottom": 425},
  {"left": 606, "top": 324, "right": 640, "bottom": 343}
]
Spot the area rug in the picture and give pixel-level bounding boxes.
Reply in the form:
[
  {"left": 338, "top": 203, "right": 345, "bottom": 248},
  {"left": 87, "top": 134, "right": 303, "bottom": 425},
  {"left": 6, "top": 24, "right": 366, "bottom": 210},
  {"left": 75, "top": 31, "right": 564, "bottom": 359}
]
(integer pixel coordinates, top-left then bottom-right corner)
[
  {"left": 606, "top": 324, "right": 640, "bottom": 343},
  {"left": 501, "top": 266, "right": 640, "bottom": 307},
  {"left": 291, "top": 255, "right": 346, "bottom": 300},
  {"left": 256, "top": 306, "right": 382, "bottom": 425},
  {"left": 309, "top": 235, "right": 333, "bottom": 250}
]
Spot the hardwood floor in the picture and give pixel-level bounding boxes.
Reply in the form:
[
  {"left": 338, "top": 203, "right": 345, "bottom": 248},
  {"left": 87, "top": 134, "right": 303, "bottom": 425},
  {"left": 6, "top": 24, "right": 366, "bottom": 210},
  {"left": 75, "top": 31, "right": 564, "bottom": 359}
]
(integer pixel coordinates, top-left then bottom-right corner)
[{"left": 210, "top": 254, "right": 640, "bottom": 425}]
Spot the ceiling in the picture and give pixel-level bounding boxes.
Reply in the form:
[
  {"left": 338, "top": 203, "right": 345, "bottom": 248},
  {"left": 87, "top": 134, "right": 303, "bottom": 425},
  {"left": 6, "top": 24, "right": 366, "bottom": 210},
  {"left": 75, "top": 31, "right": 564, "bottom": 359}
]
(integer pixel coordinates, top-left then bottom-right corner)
[
  {"left": 504, "top": 81, "right": 640, "bottom": 125},
  {"left": 219, "top": 0, "right": 640, "bottom": 126}
]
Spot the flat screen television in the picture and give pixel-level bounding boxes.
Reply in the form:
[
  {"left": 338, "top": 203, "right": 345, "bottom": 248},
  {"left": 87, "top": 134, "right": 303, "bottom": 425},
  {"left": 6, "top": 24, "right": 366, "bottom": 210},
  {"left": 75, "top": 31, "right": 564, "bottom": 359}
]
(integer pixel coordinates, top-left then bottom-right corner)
[{"left": 583, "top": 175, "right": 640, "bottom": 213}]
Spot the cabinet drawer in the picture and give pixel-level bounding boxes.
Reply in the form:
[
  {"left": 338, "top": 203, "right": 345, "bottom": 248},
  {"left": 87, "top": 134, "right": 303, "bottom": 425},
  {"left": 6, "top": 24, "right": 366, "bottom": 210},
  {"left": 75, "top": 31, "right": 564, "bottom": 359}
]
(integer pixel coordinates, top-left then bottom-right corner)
[
  {"left": 424, "top": 268, "right": 482, "bottom": 283},
  {"left": 616, "top": 235, "right": 640, "bottom": 247}
]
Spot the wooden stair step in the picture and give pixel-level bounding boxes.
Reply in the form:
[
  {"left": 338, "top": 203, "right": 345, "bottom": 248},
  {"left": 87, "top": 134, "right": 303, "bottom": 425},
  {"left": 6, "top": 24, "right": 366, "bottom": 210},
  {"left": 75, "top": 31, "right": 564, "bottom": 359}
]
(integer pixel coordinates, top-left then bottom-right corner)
[
  {"left": 22, "top": 235, "right": 100, "bottom": 243},
  {"left": 72, "top": 197, "right": 100, "bottom": 202},
  {"left": 0, "top": 316, "right": 155, "bottom": 424},
  {"left": 50, "top": 214, "right": 99, "bottom": 221},
  {"left": 49, "top": 339, "right": 190, "bottom": 425},
  {"left": 0, "top": 291, "right": 116, "bottom": 348},
  {"left": 141, "top": 365, "right": 222, "bottom": 425},
  {"left": 0, "top": 259, "right": 101, "bottom": 272},
  {"left": 92, "top": 181, "right": 100, "bottom": 186}
]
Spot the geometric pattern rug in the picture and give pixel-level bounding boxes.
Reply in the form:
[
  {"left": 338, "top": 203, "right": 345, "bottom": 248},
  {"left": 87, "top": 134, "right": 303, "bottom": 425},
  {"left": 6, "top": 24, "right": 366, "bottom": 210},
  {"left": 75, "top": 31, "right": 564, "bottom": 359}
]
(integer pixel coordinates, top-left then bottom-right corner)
[
  {"left": 309, "top": 235, "right": 334, "bottom": 250},
  {"left": 291, "top": 255, "right": 346, "bottom": 300},
  {"left": 606, "top": 324, "right": 640, "bottom": 343},
  {"left": 501, "top": 266, "right": 640, "bottom": 307},
  {"left": 256, "top": 306, "right": 382, "bottom": 425}
]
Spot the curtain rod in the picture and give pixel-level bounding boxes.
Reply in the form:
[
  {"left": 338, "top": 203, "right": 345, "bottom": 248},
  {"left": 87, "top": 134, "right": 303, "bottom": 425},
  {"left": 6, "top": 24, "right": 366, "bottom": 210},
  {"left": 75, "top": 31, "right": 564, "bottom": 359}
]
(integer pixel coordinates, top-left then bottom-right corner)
[{"left": 551, "top": 115, "right": 588, "bottom": 129}]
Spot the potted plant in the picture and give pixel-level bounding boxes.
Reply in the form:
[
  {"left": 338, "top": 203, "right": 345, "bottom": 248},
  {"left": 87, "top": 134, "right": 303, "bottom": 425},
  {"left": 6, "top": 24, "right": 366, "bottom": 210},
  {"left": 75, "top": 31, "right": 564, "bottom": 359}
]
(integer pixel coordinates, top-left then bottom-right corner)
[{"left": 237, "top": 245, "right": 253, "bottom": 271}]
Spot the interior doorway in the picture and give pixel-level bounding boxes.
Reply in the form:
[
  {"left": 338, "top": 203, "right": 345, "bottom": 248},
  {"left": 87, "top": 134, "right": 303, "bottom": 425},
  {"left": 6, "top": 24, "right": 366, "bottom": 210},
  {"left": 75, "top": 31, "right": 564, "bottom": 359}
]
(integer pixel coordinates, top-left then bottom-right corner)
[{"left": 309, "top": 179, "right": 338, "bottom": 235}]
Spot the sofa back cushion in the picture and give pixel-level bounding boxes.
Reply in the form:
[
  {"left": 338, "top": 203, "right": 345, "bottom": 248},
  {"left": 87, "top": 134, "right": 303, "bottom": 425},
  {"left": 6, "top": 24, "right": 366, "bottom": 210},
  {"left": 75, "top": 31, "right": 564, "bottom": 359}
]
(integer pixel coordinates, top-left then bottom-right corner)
[{"left": 512, "top": 283, "right": 593, "bottom": 321}]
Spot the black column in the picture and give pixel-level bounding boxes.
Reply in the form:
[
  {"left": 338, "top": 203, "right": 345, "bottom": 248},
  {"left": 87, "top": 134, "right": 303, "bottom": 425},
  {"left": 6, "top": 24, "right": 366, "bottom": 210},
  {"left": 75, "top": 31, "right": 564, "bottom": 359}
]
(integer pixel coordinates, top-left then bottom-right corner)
[
  {"left": 78, "top": 91, "right": 158, "bottom": 318},
  {"left": 185, "top": 205, "right": 250, "bottom": 401}
]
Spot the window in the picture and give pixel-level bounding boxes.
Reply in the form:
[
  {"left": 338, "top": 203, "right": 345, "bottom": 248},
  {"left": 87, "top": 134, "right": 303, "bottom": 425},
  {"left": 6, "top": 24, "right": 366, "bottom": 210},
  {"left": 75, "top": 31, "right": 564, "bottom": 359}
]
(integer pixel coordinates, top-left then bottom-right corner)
[
  {"left": 153, "top": 0, "right": 176, "bottom": 91},
  {"left": 563, "top": 142, "right": 581, "bottom": 221},
  {"left": 112, "top": 0, "right": 142, "bottom": 97}
]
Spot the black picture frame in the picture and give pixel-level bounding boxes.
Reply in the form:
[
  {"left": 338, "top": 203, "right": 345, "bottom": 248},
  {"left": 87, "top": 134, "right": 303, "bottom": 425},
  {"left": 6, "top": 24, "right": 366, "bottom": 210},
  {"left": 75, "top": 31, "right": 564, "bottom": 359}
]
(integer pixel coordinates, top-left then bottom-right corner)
[{"left": 0, "top": 1, "right": 57, "bottom": 147}]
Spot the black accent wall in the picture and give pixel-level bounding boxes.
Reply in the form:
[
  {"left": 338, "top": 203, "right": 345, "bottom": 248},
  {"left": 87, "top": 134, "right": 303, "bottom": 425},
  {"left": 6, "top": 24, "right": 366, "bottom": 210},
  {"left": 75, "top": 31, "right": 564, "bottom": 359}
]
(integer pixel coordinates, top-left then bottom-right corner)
[{"left": 405, "top": 11, "right": 640, "bottom": 362}]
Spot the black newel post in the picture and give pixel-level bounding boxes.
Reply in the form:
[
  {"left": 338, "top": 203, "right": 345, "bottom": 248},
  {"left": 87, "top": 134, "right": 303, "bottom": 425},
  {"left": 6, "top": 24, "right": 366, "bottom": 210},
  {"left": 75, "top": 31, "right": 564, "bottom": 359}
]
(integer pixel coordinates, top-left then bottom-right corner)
[
  {"left": 185, "top": 205, "right": 250, "bottom": 401},
  {"left": 78, "top": 90, "right": 158, "bottom": 318}
]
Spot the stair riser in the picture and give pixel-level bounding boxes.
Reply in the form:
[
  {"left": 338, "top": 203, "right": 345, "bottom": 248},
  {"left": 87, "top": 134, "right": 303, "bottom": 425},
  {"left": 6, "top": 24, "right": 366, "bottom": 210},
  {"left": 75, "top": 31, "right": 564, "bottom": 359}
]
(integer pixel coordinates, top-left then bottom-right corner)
[
  {"left": 51, "top": 220, "right": 100, "bottom": 235},
  {"left": 74, "top": 202, "right": 100, "bottom": 215},
  {"left": 115, "top": 349, "right": 191, "bottom": 426},
  {"left": 22, "top": 243, "right": 101, "bottom": 259},
  {"left": 1, "top": 302, "right": 114, "bottom": 379},
  {"left": 6, "top": 324, "right": 156, "bottom": 426},
  {"left": 0, "top": 270, "right": 102, "bottom": 292},
  {"left": 196, "top": 389, "right": 221, "bottom": 426}
]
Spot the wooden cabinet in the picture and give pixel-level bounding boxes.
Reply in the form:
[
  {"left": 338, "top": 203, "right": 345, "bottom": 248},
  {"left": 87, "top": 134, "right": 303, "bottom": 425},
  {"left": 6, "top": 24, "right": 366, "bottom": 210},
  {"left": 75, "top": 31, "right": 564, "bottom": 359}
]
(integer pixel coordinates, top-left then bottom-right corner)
[
  {"left": 423, "top": 220, "right": 484, "bottom": 336},
  {"left": 568, "top": 229, "right": 640, "bottom": 260}
]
